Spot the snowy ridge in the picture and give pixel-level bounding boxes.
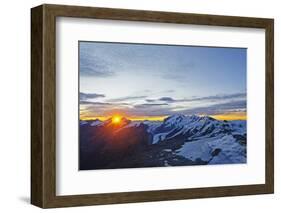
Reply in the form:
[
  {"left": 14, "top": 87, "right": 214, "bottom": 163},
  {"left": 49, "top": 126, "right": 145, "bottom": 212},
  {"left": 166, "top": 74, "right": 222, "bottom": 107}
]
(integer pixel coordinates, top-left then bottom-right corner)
[
  {"left": 90, "top": 119, "right": 102, "bottom": 126},
  {"left": 147, "top": 114, "right": 245, "bottom": 144},
  {"left": 80, "top": 114, "right": 246, "bottom": 166}
]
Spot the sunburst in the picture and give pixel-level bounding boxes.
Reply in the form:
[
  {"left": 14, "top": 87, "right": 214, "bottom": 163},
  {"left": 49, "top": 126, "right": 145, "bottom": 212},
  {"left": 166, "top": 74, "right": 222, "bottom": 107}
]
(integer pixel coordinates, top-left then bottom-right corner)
[{"left": 112, "top": 115, "right": 121, "bottom": 124}]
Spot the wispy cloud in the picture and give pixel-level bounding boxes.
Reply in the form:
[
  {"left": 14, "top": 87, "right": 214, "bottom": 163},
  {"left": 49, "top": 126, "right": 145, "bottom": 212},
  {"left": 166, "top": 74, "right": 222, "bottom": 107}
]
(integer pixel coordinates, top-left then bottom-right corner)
[
  {"left": 108, "top": 95, "right": 147, "bottom": 102},
  {"left": 81, "top": 99, "right": 246, "bottom": 118},
  {"left": 134, "top": 100, "right": 246, "bottom": 117},
  {"left": 80, "top": 92, "right": 246, "bottom": 118},
  {"left": 178, "top": 100, "right": 246, "bottom": 115},
  {"left": 163, "top": 89, "right": 175, "bottom": 93},
  {"left": 80, "top": 92, "right": 105, "bottom": 101},
  {"left": 146, "top": 93, "right": 246, "bottom": 104},
  {"left": 134, "top": 103, "right": 168, "bottom": 108},
  {"left": 185, "top": 93, "right": 246, "bottom": 102},
  {"left": 80, "top": 101, "right": 112, "bottom": 105},
  {"left": 80, "top": 56, "right": 115, "bottom": 77},
  {"left": 80, "top": 45, "right": 116, "bottom": 77},
  {"left": 158, "top": 97, "right": 176, "bottom": 103}
]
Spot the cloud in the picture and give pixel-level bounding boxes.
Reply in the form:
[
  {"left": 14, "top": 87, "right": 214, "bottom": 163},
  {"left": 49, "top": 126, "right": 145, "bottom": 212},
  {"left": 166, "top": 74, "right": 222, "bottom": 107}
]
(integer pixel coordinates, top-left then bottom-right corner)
[
  {"left": 216, "top": 100, "right": 246, "bottom": 109},
  {"left": 164, "top": 89, "right": 175, "bottom": 93},
  {"left": 80, "top": 57, "right": 115, "bottom": 77},
  {"left": 108, "top": 95, "right": 147, "bottom": 102},
  {"left": 131, "top": 100, "right": 246, "bottom": 117},
  {"left": 146, "top": 97, "right": 178, "bottom": 103},
  {"left": 134, "top": 103, "right": 168, "bottom": 108},
  {"left": 80, "top": 101, "right": 112, "bottom": 105},
  {"left": 158, "top": 97, "right": 176, "bottom": 102},
  {"left": 178, "top": 100, "right": 246, "bottom": 115},
  {"left": 81, "top": 99, "right": 246, "bottom": 118},
  {"left": 132, "top": 100, "right": 246, "bottom": 117},
  {"left": 185, "top": 93, "right": 246, "bottom": 102},
  {"left": 80, "top": 47, "right": 116, "bottom": 77},
  {"left": 80, "top": 101, "right": 131, "bottom": 117},
  {"left": 80, "top": 101, "right": 131, "bottom": 107},
  {"left": 146, "top": 93, "right": 246, "bottom": 104},
  {"left": 80, "top": 92, "right": 246, "bottom": 118},
  {"left": 158, "top": 60, "right": 195, "bottom": 82},
  {"left": 80, "top": 92, "right": 105, "bottom": 101}
]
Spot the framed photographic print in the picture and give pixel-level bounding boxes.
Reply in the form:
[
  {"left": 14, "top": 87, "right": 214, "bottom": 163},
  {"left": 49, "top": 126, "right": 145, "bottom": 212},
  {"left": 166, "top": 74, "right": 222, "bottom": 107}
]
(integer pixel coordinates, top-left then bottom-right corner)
[{"left": 31, "top": 4, "right": 274, "bottom": 208}]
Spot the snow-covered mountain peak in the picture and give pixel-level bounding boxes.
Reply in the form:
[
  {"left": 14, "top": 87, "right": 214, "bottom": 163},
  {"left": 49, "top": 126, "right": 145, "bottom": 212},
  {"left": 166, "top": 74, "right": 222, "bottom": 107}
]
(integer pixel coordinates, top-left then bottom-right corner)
[
  {"left": 164, "top": 114, "right": 191, "bottom": 124},
  {"left": 165, "top": 114, "right": 187, "bottom": 121},
  {"left": 163, "top": 114, "right": 215, "bottom": 127},
  {"left": 80, "top": 114, "right": 247, "bottom": 169},
  {"left": 90, "top": 119, "right": 102, "bottom": 126}
]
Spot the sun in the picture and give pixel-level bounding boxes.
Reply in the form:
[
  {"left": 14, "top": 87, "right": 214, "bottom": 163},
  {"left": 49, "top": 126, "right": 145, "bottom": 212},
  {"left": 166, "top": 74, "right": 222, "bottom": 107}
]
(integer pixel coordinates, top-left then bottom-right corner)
[{"left": 112, "top": 115, "right": 121, "bottom": 124}]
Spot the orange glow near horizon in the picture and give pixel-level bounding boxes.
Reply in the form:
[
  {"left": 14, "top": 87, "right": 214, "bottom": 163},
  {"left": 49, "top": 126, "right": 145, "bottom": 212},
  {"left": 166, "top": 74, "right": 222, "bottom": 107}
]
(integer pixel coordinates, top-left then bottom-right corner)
[
  {"left": 80, "top": 115, "right": 168, "bottom": 121},
  {"left": 210, "top": 113, "right": 247, "bottom": 121},
  {"left": 129, "top": 116, "right": 168, "bottom": 121},
  {"left": 80, "top": 112, "right": 246, "bottom": 121}
]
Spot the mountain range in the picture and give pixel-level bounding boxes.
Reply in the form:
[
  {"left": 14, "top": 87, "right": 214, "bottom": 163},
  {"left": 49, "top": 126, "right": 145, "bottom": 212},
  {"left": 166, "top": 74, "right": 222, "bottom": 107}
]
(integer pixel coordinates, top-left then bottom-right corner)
[{"left": 79, "top": 114, "right": 246, "bottom": 170}]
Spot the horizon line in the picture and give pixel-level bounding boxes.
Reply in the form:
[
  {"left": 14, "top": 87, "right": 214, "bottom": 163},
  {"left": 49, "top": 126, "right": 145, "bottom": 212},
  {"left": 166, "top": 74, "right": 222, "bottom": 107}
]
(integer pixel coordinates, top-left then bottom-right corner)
[{"left": 80, "top": 113, "right": 247, "bottom": 121}]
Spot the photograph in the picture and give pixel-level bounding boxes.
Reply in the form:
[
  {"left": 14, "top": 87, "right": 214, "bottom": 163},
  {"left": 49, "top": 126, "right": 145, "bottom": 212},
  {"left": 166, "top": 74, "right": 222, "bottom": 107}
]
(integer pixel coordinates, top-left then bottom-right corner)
[
  {"left": 30, "top": 4, "right": 274, "bottom": 208},
  {"left": 79, "top": 41, "right": 247, "bottom": 170}
]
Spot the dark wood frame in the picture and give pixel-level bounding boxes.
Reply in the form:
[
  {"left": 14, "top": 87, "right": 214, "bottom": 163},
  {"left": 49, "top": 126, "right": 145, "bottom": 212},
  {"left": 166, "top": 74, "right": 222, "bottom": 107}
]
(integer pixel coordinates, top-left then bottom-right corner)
[{"left": 31, "top": 4, "right": 274, "bottom": 208}]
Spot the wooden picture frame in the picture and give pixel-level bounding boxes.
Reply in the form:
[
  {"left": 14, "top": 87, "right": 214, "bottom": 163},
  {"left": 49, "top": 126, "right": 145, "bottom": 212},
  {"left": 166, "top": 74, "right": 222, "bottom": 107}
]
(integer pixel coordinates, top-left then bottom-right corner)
[{"left": 31, "top": 4, "right": 274, "bottom": 208}]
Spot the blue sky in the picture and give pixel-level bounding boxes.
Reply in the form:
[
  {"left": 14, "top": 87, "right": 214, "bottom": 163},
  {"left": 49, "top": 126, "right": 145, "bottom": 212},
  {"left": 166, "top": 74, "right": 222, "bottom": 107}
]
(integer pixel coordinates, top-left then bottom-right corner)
[{"left": 79, "top": 41, "right": 246, "bottom": 120}]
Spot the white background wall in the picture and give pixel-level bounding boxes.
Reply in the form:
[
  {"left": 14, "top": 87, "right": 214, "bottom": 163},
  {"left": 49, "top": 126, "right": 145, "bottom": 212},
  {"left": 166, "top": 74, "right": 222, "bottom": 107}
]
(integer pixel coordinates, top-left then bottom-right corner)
[{"left": 0, "top": 0, "right": 279, "bottom": 212}]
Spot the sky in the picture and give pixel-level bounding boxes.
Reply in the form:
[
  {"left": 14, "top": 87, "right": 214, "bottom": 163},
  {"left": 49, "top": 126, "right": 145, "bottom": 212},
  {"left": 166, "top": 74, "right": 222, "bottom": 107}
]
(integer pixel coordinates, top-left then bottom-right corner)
[{"left": 79, "top": 41, "right": 247, "bottom": 121}]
